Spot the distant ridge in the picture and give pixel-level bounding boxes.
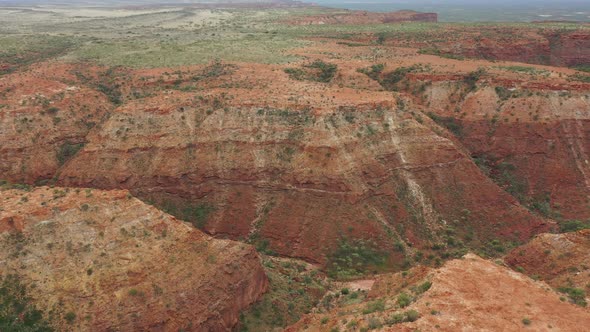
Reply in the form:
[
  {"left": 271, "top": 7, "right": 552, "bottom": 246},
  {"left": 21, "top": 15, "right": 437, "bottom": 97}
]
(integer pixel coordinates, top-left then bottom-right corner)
[{"left": 287, "top": 9, "right": 438, "bottom": 25}]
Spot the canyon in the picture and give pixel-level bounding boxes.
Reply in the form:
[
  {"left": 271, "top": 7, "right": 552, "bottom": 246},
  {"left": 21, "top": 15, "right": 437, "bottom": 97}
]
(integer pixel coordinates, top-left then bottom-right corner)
[{"left": 1, "top": 4, "right": 590, "bottom": 331}]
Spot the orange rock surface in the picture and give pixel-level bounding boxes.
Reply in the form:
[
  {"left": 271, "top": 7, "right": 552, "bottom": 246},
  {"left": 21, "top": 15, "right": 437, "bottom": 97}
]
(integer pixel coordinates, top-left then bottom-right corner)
[
  {"left": 506, "top": 230, "right": 590, "bottom": 291},
  {"left": 288, "top": 254, "right": 590, "bottom": 332},
  {"left": 0, "top": 187, "right": 268, "bottom": 331}
]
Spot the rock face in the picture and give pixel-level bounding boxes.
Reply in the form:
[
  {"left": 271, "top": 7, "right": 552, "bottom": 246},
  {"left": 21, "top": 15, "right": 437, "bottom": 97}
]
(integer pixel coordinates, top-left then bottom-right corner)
[
  {"left": 55, "top": 94, "right": 549, "bottom": 265},
  {"left": 547, "top": 30, "right": 590, "bottom": 67},
  {"left": 0, "top": 63, "right": 114, "bottom": 183},
  {"left": 375, "top": 25, "right": 590, "bottom": 67},
  {"left": 451, "top": 29, "right": 590, "bottom": 67},
  {"left": 287, "top": 254, "right": 590, "bottom": 332},
  {"left": 411, "top": 81, "right": 590, "bottom": 220},
  {"left": 287, "top": 10, "right": 437, "bottom": 25},
  {"left": 0, "top": 187, "right": 268, "bottom": 331},
  {"left": 505, "top": 230, "right": 590, "bottom": 290}
]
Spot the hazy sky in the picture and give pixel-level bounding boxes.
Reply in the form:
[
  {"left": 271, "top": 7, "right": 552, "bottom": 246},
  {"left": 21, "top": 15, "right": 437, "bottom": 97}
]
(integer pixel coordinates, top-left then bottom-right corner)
[{"left": 1, "top": 0, "right": 586, "bottom": 3}]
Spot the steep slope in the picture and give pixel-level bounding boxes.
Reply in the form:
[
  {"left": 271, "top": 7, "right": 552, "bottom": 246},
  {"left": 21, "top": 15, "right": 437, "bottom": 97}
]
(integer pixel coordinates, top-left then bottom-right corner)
[
  {"left": 505, "top": 230, "right": 590, "bottom": 294},
  {"left": 0, "top": 186, "right": 267, "bottom": 331},
  {"left": 0, "top": 63, "right": 115, "bottom": 183},
  {"left": 420, "top": 81, "right": 590, "bottom": 220},
  {"left": 287, "top": 254, "right": 590, "bottom": 332},
  {"left": 360, "top": 64, "right": 590, "bottom": 220},
  {"left": 55, "top": 89, "right": 550, "bottom": 266},
  {"left": 380, "top": 25, "right": 590, "bottom": 67}
]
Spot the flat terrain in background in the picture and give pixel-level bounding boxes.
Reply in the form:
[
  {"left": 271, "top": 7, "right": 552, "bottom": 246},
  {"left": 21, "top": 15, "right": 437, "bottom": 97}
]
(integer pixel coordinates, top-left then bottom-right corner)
[
  {"left": 0, "top": 5, "right": 588, "bottom": 69},
  {"left": 1, "top": 3, "right": 590, "bottom": 332}
]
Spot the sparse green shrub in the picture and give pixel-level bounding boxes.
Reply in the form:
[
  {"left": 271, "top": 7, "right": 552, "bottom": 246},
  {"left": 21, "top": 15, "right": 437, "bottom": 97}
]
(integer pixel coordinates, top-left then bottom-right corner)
[
  {"left": 397, "top": 292, "right": 412, "bottom": 308},
  {"left": 57, "top": 142, "right": 84, "bottom": 166},
  {"left": 367, "top": 317, "right": 382, "bottom": 330},
  {"left": 387, "top": 313, "right": 405, "bottom": 325},
  {"left": 379, "top": 65, "right": 421, "bottom": 90},
  {"left": 464, "top": 68, "right": 486, "bottom": 92},
  {"left": 522, "top": 318, "right": 531, "bottom": 326},
  {"left": 376, "top": 32, "right": 386, "bottom": 45},
  {"left": 427, "top": 112, "right": 463, "bottom": 137},
  {"left": 161, "top": 201, "right": 215, "bottom": 230},
  {"left": 418, "top": 48, "right": 464, "bottom": 60},
  {"left": 574, "top": 65, "right": 590, "bottom": 73},
  {"left": 0, "top": 274, "right": 54, "bottom": 331},
  {"left": 495, "top": 86, "right": 515, "bottom": 100},
  {"left": 559, "top": 220, "right": 590, "bottom": 233},
  {"left": 386, "top": 309, "right": 421, "bottom": 325},
  {"left": 326, "top": 239, "right": 387, "bottom": 279},
  {"left": 97, "top": 83, "right": 122, "bottom": 105},
  {"left": 284, "top": 60, "right": 337, "bottom": 83},
  {"left": 362, "top": 299, "right": 385, "bottom": 314},
  {"left": 64, "top": 312, "right": 76, "bottom": 324},
  {"left": 496, "top": 162, "right": 527, "bottom": 201},
  {"left": 357, "top": 64, "right": 385, "bottom": 80},
  {"left": 558, "top": 287, "right": 587, "bottom": 307},
  {"left": 405, "top": 310, "right": 420, "bottom": 322},
  {"left": 46, "top": 107, "right": 60, "bottom": 114},
  {"left": 414, "top": 281, "right": 432, "bottom": 295},
  {"left": 572, "top": 74, "right": 590, "bottom": 83}
]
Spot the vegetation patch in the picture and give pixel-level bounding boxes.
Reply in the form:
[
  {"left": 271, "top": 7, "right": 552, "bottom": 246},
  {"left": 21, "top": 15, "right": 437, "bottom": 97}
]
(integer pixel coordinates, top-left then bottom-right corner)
[
  {"left": 386, "top": 309, "right": 421, "bottom": 325},
  {"left": 498, "top": 65, "right": 550, "bottom": 77},
  {"left": 160, "top": 200, "right": 215, "bottom": 230},
  {"left": 326, "top": 239, "right": 388, "bottom": 280},
  {"left": 0, "top": 35, "right": 76, "bottom": 75},
  {"left": 559, "top": 220, "right": 590, "bottom": 233},
  {"left": 418, "top": 48, "right": 465, "bottom": 60},
  {"left": 192, "top": 60, "right": 237, "bottom": 81},
  {"left": 557, "top": 287, "right": 587, "bottom": 307},
  {"left": 238, "top": 257, "right": 326, "bottom": 331},
  {"left": 356, "top": 64, "right": 385, "bottom": 81},
  {"left": 378, "top": 65, "right": 422, "bottom": 91},
  {"left": 0, "top": 274, "right": 54, "bottom": 331},
  {"left": 284, "top": 60, "right": 338, "bottom": 83},
  {"left": 56, "top": 142, "right": 85, "bottom": 167},
  {"left": 572, "top": 73, "right": 590, "bottom": 83},
  {"left": 427, "top": 112, "right": 463, "bottom": 137}
]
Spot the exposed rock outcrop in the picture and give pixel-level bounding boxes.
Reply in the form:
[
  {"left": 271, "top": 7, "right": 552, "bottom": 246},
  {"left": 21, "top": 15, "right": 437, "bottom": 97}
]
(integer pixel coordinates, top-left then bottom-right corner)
[
  {"left": 55, "top": 96, "right": 549, "bottom": 265},
  {"left": 0, "top": 186, "right": 268, "bottom": 331},
  {"left": 287, "top": 254, "right": 590, "bottom": 331},
  {"left": 505, "top": 230, "right": 590, "bottom": 291}
]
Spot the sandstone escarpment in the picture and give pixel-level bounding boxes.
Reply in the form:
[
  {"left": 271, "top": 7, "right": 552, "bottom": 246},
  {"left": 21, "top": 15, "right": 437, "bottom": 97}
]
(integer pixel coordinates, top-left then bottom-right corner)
[
  {"left": 287, "top": 254, "right": 590, "bottom": 332},
  {"left": 55, "top": 92, "right": 549, "bottom": 265},
  {"left": 449, "top": 29, "right": 590, "bottom": 67},
  {"left": 416, "top": 82, "right": 590, "bottom": 220},
  {"left": 0, "top": 187, "right": 267, "bottom": 331},
  {"left": 373, "top": 25, "right": 590, "bottom": 67}
]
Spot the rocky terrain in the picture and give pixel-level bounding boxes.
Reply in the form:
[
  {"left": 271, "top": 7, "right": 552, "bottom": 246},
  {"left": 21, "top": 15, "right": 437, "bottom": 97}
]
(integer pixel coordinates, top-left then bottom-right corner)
[
  {"left": 1, "top": 3, "right": 590, "bottom": 331},
  {"left": 54, "top": 82, "right": 550, "bottom": 266},
  {"left": 0, "top": 186, "right": 267, "bottom": 331},
  {"left": 287, "top": 254, "right": 590, "bottom": 332},
  {"left": 506, "top": 230, "right": 590, "bottom": 294},
  {"left": 344, "top": 25, "right": 590, "bottom": 68}
]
